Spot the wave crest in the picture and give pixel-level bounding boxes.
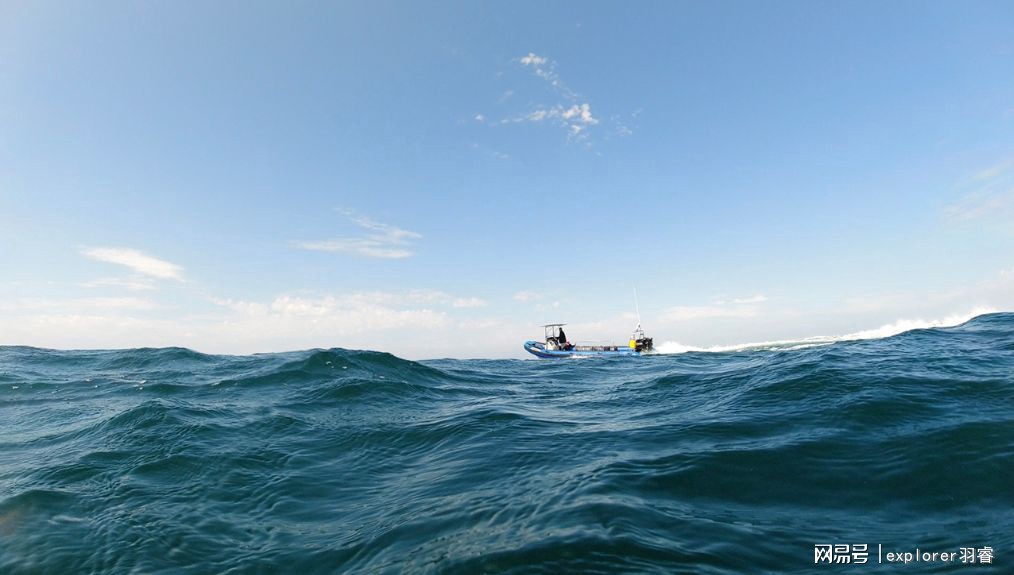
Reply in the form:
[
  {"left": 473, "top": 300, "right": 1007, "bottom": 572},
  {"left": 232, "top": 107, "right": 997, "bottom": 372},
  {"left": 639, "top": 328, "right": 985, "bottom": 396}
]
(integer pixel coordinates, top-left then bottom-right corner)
[{"left": 655, "top": 308, "right": 998, "bottom": 355}]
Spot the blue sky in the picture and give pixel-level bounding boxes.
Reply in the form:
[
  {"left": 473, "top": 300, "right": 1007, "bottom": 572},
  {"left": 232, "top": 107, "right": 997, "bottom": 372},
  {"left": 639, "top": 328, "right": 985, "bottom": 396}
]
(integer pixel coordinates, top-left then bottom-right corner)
[{"left": 2, "top": 1, "right": 1012, "bottom": 358}]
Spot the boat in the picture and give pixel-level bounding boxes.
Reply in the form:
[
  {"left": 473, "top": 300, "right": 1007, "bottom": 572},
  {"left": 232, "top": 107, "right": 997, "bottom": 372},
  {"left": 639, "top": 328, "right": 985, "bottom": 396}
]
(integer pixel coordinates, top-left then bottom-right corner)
[{"left": 524, "top": 322, "right": 654, "bottom": 358}]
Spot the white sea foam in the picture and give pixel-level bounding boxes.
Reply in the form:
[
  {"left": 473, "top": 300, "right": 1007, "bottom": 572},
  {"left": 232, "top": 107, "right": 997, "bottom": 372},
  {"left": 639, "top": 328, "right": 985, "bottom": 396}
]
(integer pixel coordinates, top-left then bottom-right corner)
[{"left": 653, "top": 307, "right": 996, "bottom": 355}]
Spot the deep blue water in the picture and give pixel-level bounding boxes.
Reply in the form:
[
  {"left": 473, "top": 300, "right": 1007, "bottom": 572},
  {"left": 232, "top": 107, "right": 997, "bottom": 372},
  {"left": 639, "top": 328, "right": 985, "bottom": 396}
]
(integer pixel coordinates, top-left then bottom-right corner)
[{"left": 2, "top": 313, "right": 1012, "bottom": 574}]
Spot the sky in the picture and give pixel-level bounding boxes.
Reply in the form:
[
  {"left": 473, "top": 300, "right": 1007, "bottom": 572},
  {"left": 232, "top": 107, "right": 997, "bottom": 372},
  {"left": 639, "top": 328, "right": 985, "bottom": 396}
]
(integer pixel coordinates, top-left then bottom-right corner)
[{"left": 1, "top": 1, "right": 1013, "bottom": 358}]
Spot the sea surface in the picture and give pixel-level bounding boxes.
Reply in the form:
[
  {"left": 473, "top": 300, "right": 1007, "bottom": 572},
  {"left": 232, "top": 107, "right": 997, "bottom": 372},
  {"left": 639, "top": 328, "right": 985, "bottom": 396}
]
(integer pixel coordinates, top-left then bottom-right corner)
[{"left": 2, "top": 313, "right": 1012, "bottom": 574}]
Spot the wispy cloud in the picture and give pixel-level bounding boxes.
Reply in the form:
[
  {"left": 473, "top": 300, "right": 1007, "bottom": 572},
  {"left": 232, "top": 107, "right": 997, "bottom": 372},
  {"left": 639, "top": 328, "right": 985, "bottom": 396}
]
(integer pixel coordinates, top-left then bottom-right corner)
[
  {"left": 510, "top": 290, "right": 560, "bottom": 310},
  {"left": 206, "top": 290, "right": 476, "bottom": 343},
  {"left": 945, "top": 157, "right": 1014, "bottom": 224},
  {"left": 294, "top": 212, "right": 422, "bottom": 259},
  {"left": 945, "top": 188, "right": 1014, "bottom": 222},
  {"left": 971, "top": 157, "right": 1014, "bottom": 182},
  {"left": 512, "top": 53, "right": 598, "bottom": 139},
  {"left": 732, "top": 294, "right": 768, "bottom": 304},
  {"left": 661, "top": 294, "right": 769, "bottom": 322},
  {"left": 513, "top": 290, "right": 541, "bottom": 303},
  {"left": 214, "top": 289, "right": 485, "bottom": 313},
  {"left": 81, "top": 247, "right": 184, "bottom": 280},
  {"left": 506, "top": 103, "right": 600, "bottom": 136},
  {"left": 519, "top": 53, "right": 547, "bottom": 67},
  {"left": 517, "top": 52, "right": 574, "bottom": 98},
  {"left": 660, "top": 305, "right": 760, "bottom": 321},
  {"left": 474, "top": 52, "right": 610, "bottom": 143},
  {"left": 360, "top": 289, "right": 487, "bottom": 308}
]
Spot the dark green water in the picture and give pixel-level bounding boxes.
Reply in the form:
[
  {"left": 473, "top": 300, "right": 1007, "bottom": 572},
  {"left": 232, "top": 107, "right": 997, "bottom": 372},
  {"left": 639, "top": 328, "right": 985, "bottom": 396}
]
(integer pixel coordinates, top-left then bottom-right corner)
[{"left": 2, "top": 313, "right": 1012, "bottom": 573}]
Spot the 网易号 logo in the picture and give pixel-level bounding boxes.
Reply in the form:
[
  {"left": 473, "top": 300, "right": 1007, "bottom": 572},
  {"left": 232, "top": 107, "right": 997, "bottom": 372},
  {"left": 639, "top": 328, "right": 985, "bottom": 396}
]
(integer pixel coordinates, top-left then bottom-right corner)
[{"left": 814, "top": 544, "right": 868, "bottom": 564}]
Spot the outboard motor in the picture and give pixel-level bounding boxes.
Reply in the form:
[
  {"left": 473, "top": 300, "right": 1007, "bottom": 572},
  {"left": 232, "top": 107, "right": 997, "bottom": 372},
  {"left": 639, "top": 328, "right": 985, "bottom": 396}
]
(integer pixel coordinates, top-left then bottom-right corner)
[{"left": 635, "top": 336, "right": 653, "bottom": 353}]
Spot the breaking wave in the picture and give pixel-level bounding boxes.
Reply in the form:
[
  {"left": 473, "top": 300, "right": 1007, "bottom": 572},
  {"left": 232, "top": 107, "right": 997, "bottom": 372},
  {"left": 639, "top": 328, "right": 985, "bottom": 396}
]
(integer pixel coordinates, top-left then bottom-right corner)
[{"left": 655, "top": 307, "right": 996, "bottom": 354}]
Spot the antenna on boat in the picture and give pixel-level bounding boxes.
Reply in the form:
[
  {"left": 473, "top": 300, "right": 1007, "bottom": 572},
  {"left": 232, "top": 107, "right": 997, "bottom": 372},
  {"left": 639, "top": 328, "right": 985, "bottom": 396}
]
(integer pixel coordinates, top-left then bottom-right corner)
[
  {"left": 634, "top": 287, "right": 642, "bottom": 329},
  {"left": 633, "top": 287, "right": 645, "bottom": 340}
]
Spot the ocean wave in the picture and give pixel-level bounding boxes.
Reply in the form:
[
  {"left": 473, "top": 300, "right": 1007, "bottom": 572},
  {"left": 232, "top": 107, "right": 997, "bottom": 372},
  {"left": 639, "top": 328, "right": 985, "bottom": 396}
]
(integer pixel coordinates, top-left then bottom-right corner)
[
  {"left": 0, "top": 313, "right": 1012, "bottom": 573},
  {"left": 654, "top": 307, "right": 998, "bottom": 354}
]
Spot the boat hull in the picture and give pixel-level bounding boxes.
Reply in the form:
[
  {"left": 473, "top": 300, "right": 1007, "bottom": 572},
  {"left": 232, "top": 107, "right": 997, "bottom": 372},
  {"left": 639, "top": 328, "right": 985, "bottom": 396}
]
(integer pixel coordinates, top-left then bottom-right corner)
[{"left": 524, "top": 340, "right": 640, "bottom": 358}]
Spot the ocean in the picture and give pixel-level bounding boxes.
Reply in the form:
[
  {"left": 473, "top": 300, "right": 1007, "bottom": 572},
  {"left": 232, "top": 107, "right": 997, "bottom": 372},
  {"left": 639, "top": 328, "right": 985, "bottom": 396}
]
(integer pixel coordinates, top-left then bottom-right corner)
[{"left": 1, "top": 313, "right": 1011, "bottom": 574}]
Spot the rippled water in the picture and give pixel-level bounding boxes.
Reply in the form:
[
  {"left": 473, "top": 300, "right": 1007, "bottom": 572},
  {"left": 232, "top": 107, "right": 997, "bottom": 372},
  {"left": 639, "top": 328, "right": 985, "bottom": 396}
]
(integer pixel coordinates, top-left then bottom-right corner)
[{"left": 2, "top": 313, "right": 1012, "bottom": 573}]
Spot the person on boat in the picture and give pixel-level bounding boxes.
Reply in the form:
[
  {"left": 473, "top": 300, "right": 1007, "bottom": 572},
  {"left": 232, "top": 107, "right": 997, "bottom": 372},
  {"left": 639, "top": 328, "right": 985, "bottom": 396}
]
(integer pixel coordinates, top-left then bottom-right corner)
[{"left": 557, "top": 328, "right": 572, "bottom": 350}]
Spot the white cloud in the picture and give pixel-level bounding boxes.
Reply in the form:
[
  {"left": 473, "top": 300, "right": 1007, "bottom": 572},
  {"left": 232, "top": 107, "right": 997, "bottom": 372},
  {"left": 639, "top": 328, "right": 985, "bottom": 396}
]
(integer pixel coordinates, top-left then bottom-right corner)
[
  {"left": 257, "top": 295, "right": 447, "bottom": 330},
  {"left": 513, "top": 290, "right": 541, "bottom": 303},
  {"left": 213, "top": 290, "right": 485, "bottom": 315},
  {"left": 515, "top": 52, "right": 573, "bottom": 97},
  {"left": 474, "top": 113, "right": 485, "bottom": 122},
  {"left": 523, "top": 103, "right": 598, "bottom": 125},
  {"left": 0, "top": 286, "right": 514, "bottom": 358},
  {"left": 561, "top": 103, "right": 596, "bottom": 124},
  {"left": 294, "top": 212, "right": 422, "bottom": 259},
  {"left": 504, "top": 52, "right": 598, "bottom": 139},
  {"left": 247, "top": 292, "right": 430, "bottom": 325},
  {"left": 477, "top": 52, "right": 630, "bottom": 148},
  {"left": 0, "top": 293, "right": 446, "bottom": 355},
  {"left": 519, "top": 53, "right": 548, "bottom": 67},
  {"left": 456, "top": 318, "right": 501, "bottom": 331},
  {"left": 401, "top": 289, "right": 484, "bottom": 307},
  {"left": 525, "top": 109, "right": 550, "bottom": 122},
  {"left": 400, "top": 289, "right": 451, "bottom": 304},
  {"left": 733, "top": 294, "right": 768, "bottom": 304},
  {"left": 81, "top": 247, "right": 184, "bottom": 280},
  {"left": 180, "top": 292, "right": 456, "bottom": 349},
  {"left": 511, "top": 103, "right": 599, "bottom": 139}
]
